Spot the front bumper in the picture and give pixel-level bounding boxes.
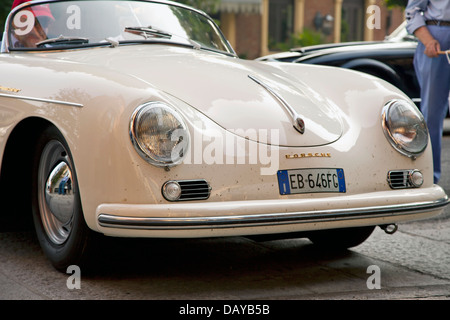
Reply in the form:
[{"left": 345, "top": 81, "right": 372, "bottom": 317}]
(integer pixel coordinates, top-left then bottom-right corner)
[{"left": 95, "top": 185, "right": 448, "bottom": 238}]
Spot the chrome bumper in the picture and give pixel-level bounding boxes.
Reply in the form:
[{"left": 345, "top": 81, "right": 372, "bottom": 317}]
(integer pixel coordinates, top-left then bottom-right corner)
[{"left": 97, "top": 195, "right": 449, "bottom": 232}]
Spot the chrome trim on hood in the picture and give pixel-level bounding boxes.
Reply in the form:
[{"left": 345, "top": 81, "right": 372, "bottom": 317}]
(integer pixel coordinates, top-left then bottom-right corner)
[{"left": 248, "top": 75, "right": 305, "bottom": 134}]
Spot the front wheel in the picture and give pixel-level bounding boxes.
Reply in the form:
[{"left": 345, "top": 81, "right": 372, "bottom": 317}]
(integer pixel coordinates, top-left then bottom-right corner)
[{"left": 32, "top": 126, "right": 94, "bottom": 271}]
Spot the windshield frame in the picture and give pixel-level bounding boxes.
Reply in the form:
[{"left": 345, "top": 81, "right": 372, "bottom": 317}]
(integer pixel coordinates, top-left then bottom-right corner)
[
  {"left": 384, "top": 21, "right": 417, "bottom": 43},
  {"left": 1, "top": 0, "right": 236, "bottom": 56}
]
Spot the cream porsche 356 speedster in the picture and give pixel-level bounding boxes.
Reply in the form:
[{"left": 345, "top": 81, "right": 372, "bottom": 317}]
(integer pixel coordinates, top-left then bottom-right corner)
[{"left": 0, "top": 0, "right": 448, "bottom": 271}]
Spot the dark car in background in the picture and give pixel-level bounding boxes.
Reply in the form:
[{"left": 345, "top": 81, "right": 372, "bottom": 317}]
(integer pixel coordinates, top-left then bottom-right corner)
[{"left": 257, "top": 22, "right": 421, "bottom": 107}]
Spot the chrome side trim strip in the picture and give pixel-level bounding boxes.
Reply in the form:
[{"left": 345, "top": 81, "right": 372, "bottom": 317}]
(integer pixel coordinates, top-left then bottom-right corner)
[
  {"left": 0, "top": 93, "right": 83, "bottom": 108},
  {"left": 98, "top": 196, "right": 449, "bottom": 230},
  {"left": 248, "top": 75, "right": 305, "bottom": 134}
]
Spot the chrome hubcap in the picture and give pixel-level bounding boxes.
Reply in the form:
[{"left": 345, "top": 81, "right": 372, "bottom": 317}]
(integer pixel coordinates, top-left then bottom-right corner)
[
  {"left": 45, "top": 161, "right": 74, "bottom": 225},
  {"left": 38, "top": 140, "right": 75, "bottom": 245}
]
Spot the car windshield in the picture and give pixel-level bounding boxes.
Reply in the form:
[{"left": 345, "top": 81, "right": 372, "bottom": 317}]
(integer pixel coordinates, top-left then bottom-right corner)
[
  {"left": 5, "top": 0, "right": 234, "bottom": 54},
  {"left": 384, "top": 21, "right": 417, "bottom": 42}
]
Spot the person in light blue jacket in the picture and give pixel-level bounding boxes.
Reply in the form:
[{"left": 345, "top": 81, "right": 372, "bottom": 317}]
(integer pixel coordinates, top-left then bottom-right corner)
[{"left": 406, "top": 0, "right": 450, "bottom": 184}]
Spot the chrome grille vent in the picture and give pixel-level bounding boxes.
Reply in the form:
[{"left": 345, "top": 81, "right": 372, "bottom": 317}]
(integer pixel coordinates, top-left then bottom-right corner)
[
  {"left": 387, "top": 170, "right": 423, "bottom": 189},
  {"left": 178, "top": 180, "right": 211, "bottom": 200},
  {"left": 163, "top": 179, "right": 210, "bottom": 201}
]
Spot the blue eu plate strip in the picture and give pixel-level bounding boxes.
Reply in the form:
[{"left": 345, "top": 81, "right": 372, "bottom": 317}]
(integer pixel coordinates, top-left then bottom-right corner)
[{"left": 277, "top": 170, "right": 290, "bottom": 195}]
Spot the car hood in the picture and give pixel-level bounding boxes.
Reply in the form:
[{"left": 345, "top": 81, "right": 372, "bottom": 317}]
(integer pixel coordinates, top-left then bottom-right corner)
[
  {"left": 257, "top": 39, "right": 417, "bottom": 62},
  {"left": 51, "top": 45, "right": 344, "bottom": 147}
]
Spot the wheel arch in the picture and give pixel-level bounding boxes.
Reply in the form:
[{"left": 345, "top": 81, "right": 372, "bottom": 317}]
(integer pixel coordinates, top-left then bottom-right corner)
[{"left": 0, "top": 117, "right": 58, "bottom": 225}]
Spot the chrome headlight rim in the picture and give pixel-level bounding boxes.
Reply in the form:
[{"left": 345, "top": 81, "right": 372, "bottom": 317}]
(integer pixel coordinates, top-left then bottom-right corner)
[
  {"left": 381, "top": 99, "right": 428, "bottom": 159},
  {"left": 130, "top": 101, "right": 190, "bottom": 167}
]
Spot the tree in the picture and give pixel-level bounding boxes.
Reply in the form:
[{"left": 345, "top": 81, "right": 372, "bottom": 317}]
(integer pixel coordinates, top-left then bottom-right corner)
[
  {"left": 175, "top": 0, "right": 220, "bottom": 14},
  {"left": 0, "top": 0, "right": 14, "bottom": 38},
  {"left": 384, "top": 0, "right": 408, "bottom": 8}
]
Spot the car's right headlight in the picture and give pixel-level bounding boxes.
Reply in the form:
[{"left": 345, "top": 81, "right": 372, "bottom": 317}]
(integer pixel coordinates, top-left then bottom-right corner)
[
  {"left": 381, "top": 99, "right": 428, "bottom": 159},
  {"left": 130, "top": 102, "right": 190, "bottom": 167}
]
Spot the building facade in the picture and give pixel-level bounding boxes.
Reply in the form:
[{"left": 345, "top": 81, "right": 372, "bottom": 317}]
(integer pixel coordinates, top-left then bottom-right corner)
[{"left": 218, "top": 0, "right": 405, "bottom": 59}]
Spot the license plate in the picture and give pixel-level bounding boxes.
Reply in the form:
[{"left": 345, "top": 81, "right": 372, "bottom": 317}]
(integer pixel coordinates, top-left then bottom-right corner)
[{"left": 277, "top": 168, "right": 346, "bottom": 195}]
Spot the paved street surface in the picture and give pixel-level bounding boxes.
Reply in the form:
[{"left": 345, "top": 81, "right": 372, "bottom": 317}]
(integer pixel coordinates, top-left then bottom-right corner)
[{"left": 1, "top": 137, "right": 450, "bottom": 301}]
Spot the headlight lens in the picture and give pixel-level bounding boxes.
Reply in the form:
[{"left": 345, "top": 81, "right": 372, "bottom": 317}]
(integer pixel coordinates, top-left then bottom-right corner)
[
  {"left": 130, "top": 102, "right": 190, "bottom": 167},
  {"left": 382, "top": 99, "right": 428, "bottom": 158}
]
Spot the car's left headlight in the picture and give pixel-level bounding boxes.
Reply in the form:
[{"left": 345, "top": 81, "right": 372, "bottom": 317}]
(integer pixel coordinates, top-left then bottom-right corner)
[
  {"left": 381, "top": 99, "right": 428, "bottom": 158},
  {"left": 130, "top": 102, "right": 190, "bottom": 167}
]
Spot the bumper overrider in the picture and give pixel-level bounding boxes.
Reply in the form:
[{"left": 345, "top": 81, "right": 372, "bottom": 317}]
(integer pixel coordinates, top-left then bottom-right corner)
[{"left": 96, "top": 185, "right": 448, "bottom": 238}]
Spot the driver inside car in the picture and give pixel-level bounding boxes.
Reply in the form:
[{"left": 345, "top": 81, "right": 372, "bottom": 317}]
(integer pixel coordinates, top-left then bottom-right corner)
[{"left": 11, "top": 0, "right": 54, "bottom": 48}]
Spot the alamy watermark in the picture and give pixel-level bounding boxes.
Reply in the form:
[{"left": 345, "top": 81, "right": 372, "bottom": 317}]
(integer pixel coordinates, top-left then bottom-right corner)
[
  {"left": 366, "top": 5, "right": 381, "bottom": 30},
  {"left": 66, "top": 265, "right": 81, "bottom": 290},
  {"left": 366, "top": 265, "right": 381, "bottom": 289},
  {"left": 178, "top": 122, "right": 280, "bottom": 176}
]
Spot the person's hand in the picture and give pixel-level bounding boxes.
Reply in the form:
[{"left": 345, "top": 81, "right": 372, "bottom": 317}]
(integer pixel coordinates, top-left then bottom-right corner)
[
  {"left": 424, "top": 39, "right": 441, "bottom": 58},
  {"left": 414, "top": 26, "right": 441, "bottom": 58}
]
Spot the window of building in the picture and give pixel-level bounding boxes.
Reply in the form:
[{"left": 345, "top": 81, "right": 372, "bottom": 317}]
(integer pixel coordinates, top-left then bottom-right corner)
[
  {"left": 341, "top": 0, "right": 364, "bottom": 42},
  {"left": 268, "top": 0, "right": 294, "bottom": 50}
]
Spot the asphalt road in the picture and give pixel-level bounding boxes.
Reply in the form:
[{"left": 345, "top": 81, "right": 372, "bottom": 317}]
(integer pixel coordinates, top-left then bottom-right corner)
[{"left": 1, "top": 136, "right": 450, "bottom": 302}]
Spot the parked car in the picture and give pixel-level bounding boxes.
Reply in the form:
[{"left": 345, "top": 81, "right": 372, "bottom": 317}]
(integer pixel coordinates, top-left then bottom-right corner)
[
  {"left": 0, "top": 0, "right": 448, "bottom": 271},
  {"left": 257, "top": 22, "right": 421, "bottom": 107}
]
